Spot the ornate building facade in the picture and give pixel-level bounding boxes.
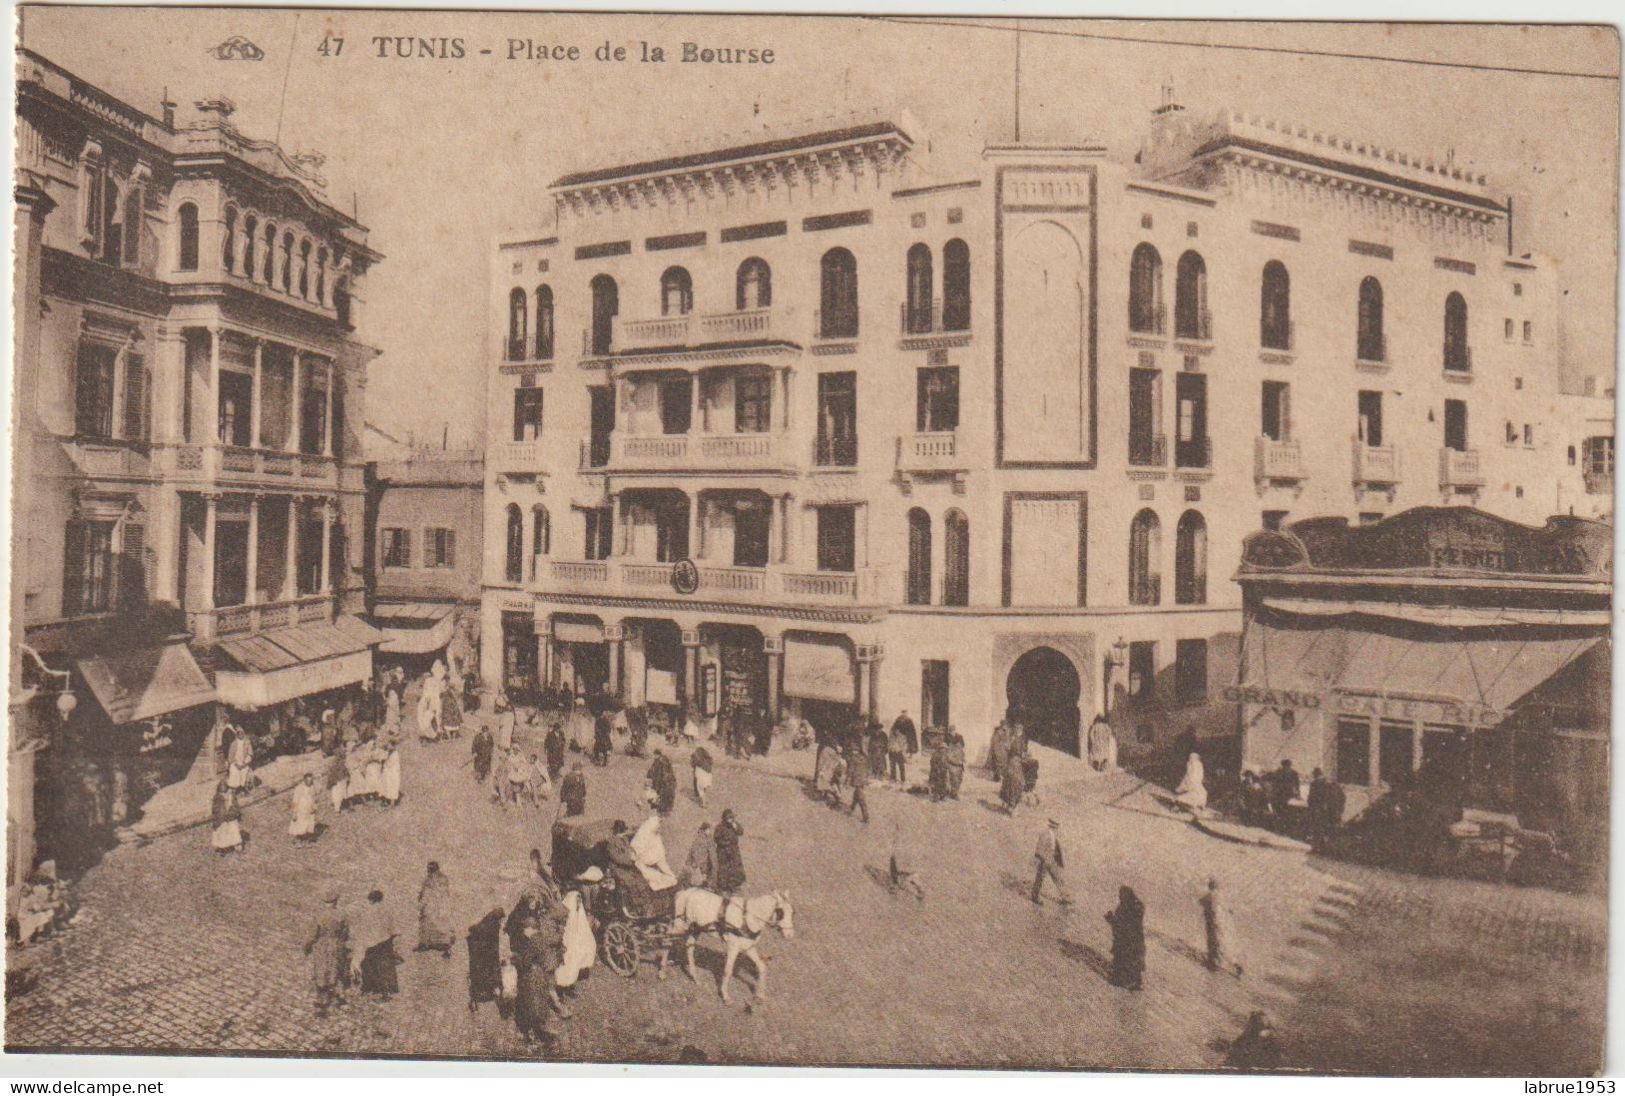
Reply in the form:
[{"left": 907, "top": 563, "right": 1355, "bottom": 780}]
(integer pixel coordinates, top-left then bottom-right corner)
[
  {"left": 476, "top": 99, "right": 1587, "bottom": 767},
  {"left": 11, "top": 49, "right": 381, "bottom": 882}
]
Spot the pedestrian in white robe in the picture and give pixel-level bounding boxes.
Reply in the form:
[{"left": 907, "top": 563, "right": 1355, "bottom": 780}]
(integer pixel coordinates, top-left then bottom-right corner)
[
  {"left": 416, "top": 674, "right": 441, "bottom": 742},
  {"left": 289, "top": 773, "right": 318, "bottom": 841},
  {"left": 630, "top": 813, "right": 678, "bottom": 892},
  {"left": 1200, "top": 877, "right": 1243, "bottom": 976},
  {"left": 380, "top": 743, "right": 402, "bottom": 805},
  {"left": 555, "top": 890, "right": 596, "bottom": 988},
  {"left": 569, "top": 699, "right": 592, "bottom": 752},
  {"left": 225, "top": 726, "right": 254, "bottom": 790},
  {"left": 1175, "top": 749, "right": 1208, "bottom": 811},
  {"left": 494, "top": 696, "right": 516, "bottom": 753}
]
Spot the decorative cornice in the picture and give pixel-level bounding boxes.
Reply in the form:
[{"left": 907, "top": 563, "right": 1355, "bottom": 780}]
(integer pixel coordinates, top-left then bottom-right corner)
[{"left": 537, "top": 590, "right": 886, "bottom": 626}]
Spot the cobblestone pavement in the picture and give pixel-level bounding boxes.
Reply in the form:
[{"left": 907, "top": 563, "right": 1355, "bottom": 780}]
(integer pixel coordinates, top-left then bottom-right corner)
[{"left": 5, "top": 713, "right": 1606, "bottom": 1073}]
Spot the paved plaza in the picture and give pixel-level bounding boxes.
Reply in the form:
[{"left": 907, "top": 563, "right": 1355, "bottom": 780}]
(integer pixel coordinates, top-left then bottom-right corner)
[{"left": 5, "top": 707, "right": 1606, "bottom": 1073}]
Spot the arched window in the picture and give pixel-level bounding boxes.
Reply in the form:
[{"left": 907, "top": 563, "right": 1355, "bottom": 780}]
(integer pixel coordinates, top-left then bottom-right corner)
[
  {"left": 736, "top": 258, "right": 771, "bottom": 310},
  {"left": 1129, "top": 509, "right": 1161, "bottom": 606},
  {"left": 243, "top": 214, "right": 258, "bottom": 277},
  {"left": 1129, "top": 243, "right": 1164, "bottom": 334},
  {"left": 1444, "top": 291, "right": 1469, "bottom": 371},
  {"left": 262, "top": 222, "right": 276, "bottom": 283},
  {"left": 221, "top": 206, "right": 237, "bottom": 272},
  {"left": 819, "top": 248, "right": 858, "bottom": 338},
  {"left": 176, "top": 202, "right": 199, "bottom": 271},
  {"left": 507, "top": 288, "right": 528, "bottom": 361},
  {"left": 660, "top": 266, "right": 693, "bottom": 317},
  {"left": 905, "top": 508, "right": 932, "bottom": 605},
  {"left": 943, "top": 508, "right": 969, "bottom": 606},
  {"left": 943, "top": 238, "right": 971, "bottom": 332},
  {"left": 1174, "top": 510, "right": 1207, "bottom": 605},
  {"left": 905, "top": 243, "right": 933, "bottom": 334},
  {"left": 315, "top": 247, "right": 328, "bottom": 303},
  {"left": 505, "top": 504, "right": 524, "bottom": 583},
  {"left": 532, "top": 505, "right": 551, "bottom": 558},
  {"left": 280, "top": 233, "right": 294, "bottom": 292},
  {"left": 1261, "top": 260, "right": 1291, "bottom": 350},
  {"left": 298, "top": 240, "right": 312, "bottom": 298},
  {"left": 1175, "top": 251, "right": 1208, "bottom": 339},
  {"left": 590, "top": 274, "right": 618, "bottom": 355},
  {"left": 1357, "top": 276, "right": 1385, "bottom": 362},
  {"left": 534, "top": 285, "right": 554, "bottom": 360}
]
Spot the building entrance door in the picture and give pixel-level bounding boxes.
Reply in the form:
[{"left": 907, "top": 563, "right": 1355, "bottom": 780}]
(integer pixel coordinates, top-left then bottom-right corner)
[{"left": 1006, "top": 646, "right": 1082, "bottom": 756}]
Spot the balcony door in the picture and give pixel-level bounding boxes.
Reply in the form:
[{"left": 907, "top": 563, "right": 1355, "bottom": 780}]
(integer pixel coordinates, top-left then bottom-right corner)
[
  {"left": 1174, "top": 373, "right": 1208, "bottom": 468},
  {"left": 733, "top": 501, "right": 771, "bottom": 568},
  {"left": 659, "top": 376, "right": 693, "bottom": 435},
  {"left": 817, "top": 372, "right": 857, "bottom": 465},
  {"left": 1444, "top": 399, "right": 1468, "bottom": 452},
  {"left": 1261, "top": 381, "right": 1290, "bottom": 442},
  {"left": 588, "top": 386, "right": 615, "bottom": 467},
  {"left": 1358, "top": 390, "right": 1384, "bottom": 447},
  {"left": 1128, "top": 368, "right": 1160, "bottom": 464}
]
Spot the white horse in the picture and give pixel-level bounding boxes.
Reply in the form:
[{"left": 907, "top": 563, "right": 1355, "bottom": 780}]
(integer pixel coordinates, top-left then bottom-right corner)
[{"left": 661, "top": 887, "right": 796, "bottom": 1005}]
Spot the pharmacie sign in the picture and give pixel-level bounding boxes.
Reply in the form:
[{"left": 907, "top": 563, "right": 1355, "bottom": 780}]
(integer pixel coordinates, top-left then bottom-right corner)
[{"left": 1223, "top": 684, "right": 1506, "bottom": 728}]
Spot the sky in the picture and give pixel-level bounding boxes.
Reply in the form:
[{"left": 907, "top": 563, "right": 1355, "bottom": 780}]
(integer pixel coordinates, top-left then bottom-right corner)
[{"left": 18, "top": 10, "right": 1620, "bottom": 450}]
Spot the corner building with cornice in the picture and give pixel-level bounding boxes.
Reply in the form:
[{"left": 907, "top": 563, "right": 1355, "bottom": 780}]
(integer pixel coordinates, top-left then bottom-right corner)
[{"left": 479, "top": 100, "right": 1577, "bottom": 769}]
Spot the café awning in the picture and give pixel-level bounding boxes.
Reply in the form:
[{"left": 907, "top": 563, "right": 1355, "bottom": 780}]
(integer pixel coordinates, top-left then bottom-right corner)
[
  {"left": 75, "top": 641, "right": 215, "bottom": 725},
  {"left": 782, "top": 638, "right": 855, "bottom": 703},
  {"left": 374, "top": 603, "right": 456, "bottom": 656},
  {"left": 214, "top": 615, "right": 382, "bottom": 709}
]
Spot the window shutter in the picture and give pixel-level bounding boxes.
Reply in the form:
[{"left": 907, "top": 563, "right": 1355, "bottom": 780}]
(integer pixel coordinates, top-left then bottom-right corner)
[
  {"left": 62, "top": 521, "right": 84, "bottom": 615},
  {"left": 424, "top": 528, "right": 436, "bottom": 567},
  {"left": 121, "top": 522, "right": 146, "bottom": 607},
  {"left": 123, "top": 354, "right": 148, "bottom": 440},
  {"left": 444, "top": 531, "right": 456, "bottom": 568}
]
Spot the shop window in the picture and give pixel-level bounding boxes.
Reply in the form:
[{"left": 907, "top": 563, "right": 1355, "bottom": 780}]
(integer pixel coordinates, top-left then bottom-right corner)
[
  {"left": 1174, "top": 638, "right": 1208, "bottom": 706},
  {"left": 381, "top": 527, "right": 411, "bottom": 569},
  {"left": 425, "top": 528, "right": 456, "bottom": 569},
  {"left": 921, "top": 660, "right": 951, "bottom": 729},
  {"left": 1335, "top": 717, "right": 1371, "bottom": 786},
  {"left": 1378, "top": 720, "right": 1416, "bottom": 786},
  {"left": 1127, "top": 641, "right": 1156, "bottom": 703}
]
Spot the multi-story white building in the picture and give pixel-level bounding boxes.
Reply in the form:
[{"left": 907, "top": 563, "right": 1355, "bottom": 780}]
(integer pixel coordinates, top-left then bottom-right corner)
[
  {"left": 11, "top": 49, "right": 381, "bottom": 880},
  {"left": 477, "top": 97, "right": 1577, "bottom": 766}
]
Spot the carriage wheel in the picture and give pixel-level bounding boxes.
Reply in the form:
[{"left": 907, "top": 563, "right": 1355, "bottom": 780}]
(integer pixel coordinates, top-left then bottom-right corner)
[{"left": 602, "top": 921, "right": 640, "bottom": 977}]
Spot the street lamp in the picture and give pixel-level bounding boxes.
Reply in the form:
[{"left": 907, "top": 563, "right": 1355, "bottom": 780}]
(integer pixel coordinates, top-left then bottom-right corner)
[{"left": 1104, "top": 636, "right": 1129, "bottom": 716}]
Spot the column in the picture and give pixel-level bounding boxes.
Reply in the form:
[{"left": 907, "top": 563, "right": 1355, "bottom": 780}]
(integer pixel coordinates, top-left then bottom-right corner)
[
  {"left": 535, "top": 621, "right": 554, "bottom": 689},
  {"left": 689, "top": 493, "right": 704, "bottom": 561},
  {"left": 322, "top": 362, "right": 335, "bottom": 457},
  {"left": 319, "top": 499, "right": 333, "bottom": 594},
  {"left": 201, "top": 493, "right": 219, "bottom": 610},
  {"left": 775, "top": 494, "right": 790, "bottom": 564},
  {"left": 778, "top": 368, "right": 791, "bottom": 431},
  {"left": 285, "top": 496, "right": 299, "bottom": 597},
  {"left": 287, "top": 350, "right": 302, "bottom": 451},
  {"left": 763, "top": 635, "right": 783, "bottom": 722},
  {"left": 856, "top": 650, "right": 872, "bottom": 720},
  {"left": 245, "top": 494, "right": 260, "bottom": 604},
  {"left": 208, "top": 327, "right": 223, "bottom": 443},
  {"left": 682, "top": 629, "right": 701, "bottom": 710},
  {"left": 605, "top": 622, "right": 625, "bottom": 699},
  {"left": 867, "top": 653, "right": 883, "bottom": 723},
  {"left": 250, "top": 339, "right": 263, "bottom": 449},
  {"left": 689, "top": 372, "right": 703, "bottom": 434}
]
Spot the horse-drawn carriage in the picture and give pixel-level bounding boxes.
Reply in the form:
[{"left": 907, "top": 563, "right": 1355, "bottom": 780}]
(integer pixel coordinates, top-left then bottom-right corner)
[{"left": 550, "top": 816, "right": 798, "bottom": 1001}]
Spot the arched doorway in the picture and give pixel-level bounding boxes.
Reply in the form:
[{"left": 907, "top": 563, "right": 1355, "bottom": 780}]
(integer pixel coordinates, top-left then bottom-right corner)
[{"left": 1006, "top": 646, "right": 1082, "bottom": 756}]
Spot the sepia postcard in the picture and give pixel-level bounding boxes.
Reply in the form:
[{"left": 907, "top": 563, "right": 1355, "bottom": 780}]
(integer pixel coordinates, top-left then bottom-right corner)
[{"left": 4, "top": 7, "right": 1617, "bottom": 1076}]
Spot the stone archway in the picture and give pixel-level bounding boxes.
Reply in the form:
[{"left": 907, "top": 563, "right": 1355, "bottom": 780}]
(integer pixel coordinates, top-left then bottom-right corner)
[{"left": 1006, "top": 646, "right": 1083, "bottom": 757}]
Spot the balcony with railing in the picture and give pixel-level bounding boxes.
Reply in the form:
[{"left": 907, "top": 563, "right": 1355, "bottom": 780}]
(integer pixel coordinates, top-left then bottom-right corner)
[
  {"left": 1444, "top": 344, "right": 1474, "bottom": 375},
  {"left": 188, "top": 593, "right": 333, "bottom": 643},
  {"left": 1174, "top": 307, "right": 1213, "bottom": 344},
  {"left": 1127, "top": 433, "right": 1168, "bottom": 469},
  {"left": 896, "top": 431, "right": 963, "bottom": 473},
  {"left": 493, "top": 439, "right": 544, "bottom": 474},
  {"left": 1261, "top": 321, "right": 1295, "bottom": 357},
  {"left": 1254, "top": 436, "right": 1306, "bottom": 482},
  {"left": 1353, "top": 441, "right": 1400, "bottom": 485},
  {"left": 1439, "top": 447, "right": 1485, "bottom": 488},
  {"left": 898, "top": 299, "right": 972, "bottom": 347},
  {"left": 814, "top": 433, "right": 859, "bottom": 468},
  {"left": 538, "top": 557, "right": 884, "bottom": 606},
  {"left": 1356, "top": 333, "right": 1388, "bottom": 369},
  {"left": 605, "top": 429, "right": 796, "bottom": 474},
  {"left": 611, "top": 306, "right": 797, "bottom": 355},
  {"left": 813, "top": 309, "right": 860, "bottom": 345},
  {"left": 155, "top": 442, "right": 338, "bottom": 489},
  {"left": 1174, "top": 434, "right": 1212, "bottom": 471}
]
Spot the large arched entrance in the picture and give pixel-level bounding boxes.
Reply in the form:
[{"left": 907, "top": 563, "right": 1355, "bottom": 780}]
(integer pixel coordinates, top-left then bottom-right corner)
[{"left": 1006, "top": 646, "right": 1082, "bottom": 756}]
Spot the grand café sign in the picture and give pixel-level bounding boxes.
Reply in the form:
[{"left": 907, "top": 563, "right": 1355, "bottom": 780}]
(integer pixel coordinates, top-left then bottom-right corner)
[{"left": 1222, "top": 684, "right": 1507, "bottom": 728}]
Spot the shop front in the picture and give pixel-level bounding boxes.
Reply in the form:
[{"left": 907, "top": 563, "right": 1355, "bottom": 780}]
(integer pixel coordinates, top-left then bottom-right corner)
[
  {"left": 552, "top": 615, "right": 608, "bottom": 699},
  {"left": 781, "top": 633, "right": 858, "bottom": 740},
  {"left": 501, "top": 609, "right": 538, "bottom": 701},
  {"left": 1235, "top": 508, "right": 1611, "bottom": 873}
]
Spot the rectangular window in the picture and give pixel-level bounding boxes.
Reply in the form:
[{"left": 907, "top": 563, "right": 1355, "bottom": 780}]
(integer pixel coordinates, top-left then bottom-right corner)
[
  {"left": 1583, "top": 436, "right": 1615, "bottom": 476},
  {"left": 584, "top": 507, "right": 614, "bottom": 561},
  {"left": 1523, "top": 423, "right": 1534, "bottom": 447},
  {"left": 1505, "top": 421, "right": 1518, "bottom": 445},
  {"left": 1127, "top": 641, "right": 1156, "bottom": 702},
  {"left": 1174, "top": 372, "right": 1209, "bottom": 468},
  {"left": 425, "top": 528, "right": 456, "bottom": 568},
  {"left": 1523, "top": 321, "right": 1533, "bottom": 343},
  {"left": 1421, "top": 724, "right": 1468, "bottom": 783},
  {"left": 122, "top": 353, "right": 149, "bottom": 441},
  {"left": 732, "top": 502, "right": 770, "bottom": 568},
  {"left": 1378, "top": 720, "right": 1415, "bottom": 785},
  {"left": 659, "top": 377, "right": 693, "bottom": 434},
  {"left": 735, "top": 375, "right": 772, "bottom": 434},
  {"left": 1357, "top": 390, "right": 1383, "bottom": 448},
  {"left": 75, "top": 342, "right": 118, "bottom": 439},
  {"left": 916, "top": 367, "right": 960, "bottom": 433},
  {"left": 815, "top": 505, "right": 856, "bottom": 572},
  {"left": 1175, "top": 639, "right": 1208, "bottom": 706},
  {"left": 816, "top": 372, "right": 858, "bottom": 466},
  {"left": 1261, "top": 381, "right": 1290, "bottom": 441},
  {"left": 381, "top": 528, "right": 411, "bottom": 568},
  {"left": 64, "top": 520, "right": 118, "bottom": 615},
  {"left": 1335, "top": 717, "right": 1372, "bottom": 786},
  {"left": 1128, "top": 368, "right": 1161, "bottom": 465},
  {"left": 1504, "top": 318, "right": 1515, "bottom": 340},
  {"left": 921, "top": 660, "right": 951, "bottom": 729},
  {"left": 588, "top": 386, "right": 615, "bottom": 467},
  {"left": 1444, "top": 399, "right": 1468, "bottom": 452},
  {"left": 512, "top": 388, "right": 544, "bottom": 442}
]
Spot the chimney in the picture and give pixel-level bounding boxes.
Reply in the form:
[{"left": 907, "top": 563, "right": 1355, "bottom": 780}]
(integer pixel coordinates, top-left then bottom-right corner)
[{"left": 161, "top": 88, "right": 176, "bottom": 129}]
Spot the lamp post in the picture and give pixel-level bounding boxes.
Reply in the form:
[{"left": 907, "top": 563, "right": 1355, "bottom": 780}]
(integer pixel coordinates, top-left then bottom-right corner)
[{"left": 1104, "top": 636, "right": 1129, "bottom": 717}]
